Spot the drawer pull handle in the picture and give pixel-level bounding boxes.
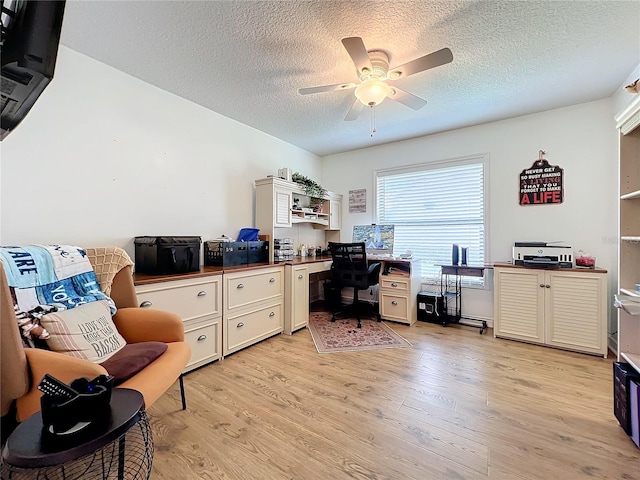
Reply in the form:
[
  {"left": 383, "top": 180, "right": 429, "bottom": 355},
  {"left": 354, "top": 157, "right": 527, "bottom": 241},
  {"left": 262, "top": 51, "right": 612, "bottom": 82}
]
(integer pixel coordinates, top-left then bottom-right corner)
[
  {"left": 269, "top": 311, "right": 275, "bottom": 317},
  {"left": 237, "top": 322, "right": 245, "bottom": 328},
  {"left": 539, "top": 284, "right": 545, "bottom": 288},
  {"left": 140, "top": 301, "right": 153, "bottom": 308},
  {"left": 237, "top": 283, "right": 245, "bottom": 289},
  {"left": 197, "top": 334, "right": 207, "bottom": 341},
  {"left": 269, "top": 277, "right": 276, "bottom": 283},
  {"left": 391, "top": 283, "right": 398, "bottom": 287},
  {"left": 391, "top": 300, "right": 398, "bottom": 305},
  {"left": 298, "top": 274, "right": 304, "bottom": 279},
  {"left": 197, "top": 291, "right": 207, "bottom": 297},
  {"left": 545, "top": 284, "right": 551, "bottom": 288}
]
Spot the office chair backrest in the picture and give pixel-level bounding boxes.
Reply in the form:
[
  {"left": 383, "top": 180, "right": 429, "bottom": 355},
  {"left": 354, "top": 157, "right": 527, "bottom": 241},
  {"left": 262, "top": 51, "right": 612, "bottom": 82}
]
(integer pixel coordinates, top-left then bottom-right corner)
[{"left": 329, "top": 242, "right": 374, "bottom": 289}]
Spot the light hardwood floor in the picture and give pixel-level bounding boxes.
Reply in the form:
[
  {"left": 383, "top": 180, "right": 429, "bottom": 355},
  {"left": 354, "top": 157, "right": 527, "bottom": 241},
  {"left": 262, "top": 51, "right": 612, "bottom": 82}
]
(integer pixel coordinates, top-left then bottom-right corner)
[{"left": 148, "top": 319, "right": 640, "bottom": 480}]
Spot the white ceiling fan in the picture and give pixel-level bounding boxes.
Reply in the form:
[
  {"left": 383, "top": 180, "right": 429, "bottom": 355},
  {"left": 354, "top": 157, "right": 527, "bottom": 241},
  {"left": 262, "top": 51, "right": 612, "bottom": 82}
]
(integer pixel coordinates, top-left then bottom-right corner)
[{"left": 299, "top": 37, "right": 453, "bottom": 121}]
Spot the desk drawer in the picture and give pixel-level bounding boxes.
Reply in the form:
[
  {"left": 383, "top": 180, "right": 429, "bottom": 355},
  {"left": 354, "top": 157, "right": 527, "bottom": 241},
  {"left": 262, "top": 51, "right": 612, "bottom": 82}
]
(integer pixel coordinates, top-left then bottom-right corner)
[
  {"left": 225, "top": 267, "right": 283, "bottom": 312},
  {"left": 136, "top": 276, "right": 221, "bottom": 321},
  {"left": 183, "top": 318, "right": 221, "bottom": 372},
  {"left": 380, "top": 292, "right": 409, "bottom": 323},
  {"left": 225, "top": 303, "right": 282, "bottom": 354},
  {"left": 380, "top": 277, "right": 410, "bottom": 293}
]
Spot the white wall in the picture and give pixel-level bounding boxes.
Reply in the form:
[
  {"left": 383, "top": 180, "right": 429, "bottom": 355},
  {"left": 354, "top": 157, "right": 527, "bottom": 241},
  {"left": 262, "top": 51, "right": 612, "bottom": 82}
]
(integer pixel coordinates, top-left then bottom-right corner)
[
  {"left": 0, "top": 47, "right": 321, "bottom": 257},
  {"left": 613, "top": 63, "right": 640, "bottom": 115},
  {"left": 321, "top": 99, "right": 619, "bottom": 332}
]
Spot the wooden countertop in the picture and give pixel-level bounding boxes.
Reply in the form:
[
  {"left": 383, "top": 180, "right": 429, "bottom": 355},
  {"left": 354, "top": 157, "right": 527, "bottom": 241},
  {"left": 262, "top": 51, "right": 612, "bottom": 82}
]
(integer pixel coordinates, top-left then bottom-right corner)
[
  {"left": 493, "top": 262, "right": 607, "bottom": 274},
  {"left": 133, "top": 257, "right": 335, "bottom": 285}
]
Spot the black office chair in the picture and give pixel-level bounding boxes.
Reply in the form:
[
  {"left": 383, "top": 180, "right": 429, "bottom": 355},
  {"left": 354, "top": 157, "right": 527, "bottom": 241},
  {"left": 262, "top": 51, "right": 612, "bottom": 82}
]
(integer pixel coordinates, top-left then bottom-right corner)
[{"left": 328, "top": 242, "right": 382, "bottom": 328}]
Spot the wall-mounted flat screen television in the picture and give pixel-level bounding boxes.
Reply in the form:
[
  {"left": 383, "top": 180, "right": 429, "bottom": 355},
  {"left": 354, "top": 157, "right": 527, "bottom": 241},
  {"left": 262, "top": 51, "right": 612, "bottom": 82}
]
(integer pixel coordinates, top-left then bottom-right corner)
[{"left": 1, "top": 0, "right": 66, "bottom": 140}]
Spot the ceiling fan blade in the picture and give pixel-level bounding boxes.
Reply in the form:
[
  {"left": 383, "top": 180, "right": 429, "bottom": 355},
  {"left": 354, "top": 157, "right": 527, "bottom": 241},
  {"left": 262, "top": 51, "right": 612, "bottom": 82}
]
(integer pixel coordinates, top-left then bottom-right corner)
[
  {"left": 341, "top": 37, "right": 372, "bottom": 74},
  {"left": 389, "top": 47, "right": 453, "bottom": 79},
  {"left": 389, "top": 87, "right": 427, "bottom": 110},
  {"left": 299, "top": 83, "right": 356, "bottom": 95},
  {"left": 344, "top": 99, "right": 364, "bottom": 121}
]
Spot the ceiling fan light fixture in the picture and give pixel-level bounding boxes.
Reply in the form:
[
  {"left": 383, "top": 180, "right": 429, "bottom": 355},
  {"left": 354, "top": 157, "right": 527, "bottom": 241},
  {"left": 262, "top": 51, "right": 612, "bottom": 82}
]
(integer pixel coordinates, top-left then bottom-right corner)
[{"left": 355, "top": 79, "right": 393, "bottom": 106}]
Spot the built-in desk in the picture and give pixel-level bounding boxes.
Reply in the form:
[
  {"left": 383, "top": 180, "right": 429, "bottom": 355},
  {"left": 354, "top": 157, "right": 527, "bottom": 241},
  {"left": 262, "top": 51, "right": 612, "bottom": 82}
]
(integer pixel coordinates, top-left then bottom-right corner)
[{"left": 280, "top": 255, "right": 422, "bottom": 332}]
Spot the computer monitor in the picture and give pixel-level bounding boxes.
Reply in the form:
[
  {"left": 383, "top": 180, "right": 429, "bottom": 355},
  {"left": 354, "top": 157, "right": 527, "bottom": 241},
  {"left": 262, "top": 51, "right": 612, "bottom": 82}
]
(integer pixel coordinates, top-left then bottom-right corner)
[{"left": 352, "top": 225, "right": 394, "bottom": 255}]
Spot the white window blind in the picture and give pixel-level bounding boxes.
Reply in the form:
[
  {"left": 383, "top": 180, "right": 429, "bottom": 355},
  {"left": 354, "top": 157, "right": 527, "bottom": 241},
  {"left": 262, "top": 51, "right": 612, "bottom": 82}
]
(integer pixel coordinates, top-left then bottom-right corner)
[{"left": 376, "top": 157, "right": 487, "bottom": 286}]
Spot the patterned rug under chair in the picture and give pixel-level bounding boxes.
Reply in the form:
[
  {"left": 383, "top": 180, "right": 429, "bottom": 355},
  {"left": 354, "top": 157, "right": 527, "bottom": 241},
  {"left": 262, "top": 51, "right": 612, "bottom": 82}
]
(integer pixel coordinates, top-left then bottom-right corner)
[{"left": 307, "top": 311, "right": 412, "bottom": 354}]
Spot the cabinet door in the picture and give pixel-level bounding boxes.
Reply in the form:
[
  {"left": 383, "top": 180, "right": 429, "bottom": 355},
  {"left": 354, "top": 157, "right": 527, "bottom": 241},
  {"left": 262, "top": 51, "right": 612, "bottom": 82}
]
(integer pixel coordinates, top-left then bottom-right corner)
[
  {"left": 546, "top": 270, "right": 606, "bottom": 355},
  {"left": 328, "top": 198, "right": 341, "bottom": 230},
  {"left": 494, "top": 268, "right": 545, "bottom": 343},
  {"left": 284, "top": 265, "right": 309, "bottom": 334},
  {"left": 274, "top": 186, "right": 292, "bottom": 227}
]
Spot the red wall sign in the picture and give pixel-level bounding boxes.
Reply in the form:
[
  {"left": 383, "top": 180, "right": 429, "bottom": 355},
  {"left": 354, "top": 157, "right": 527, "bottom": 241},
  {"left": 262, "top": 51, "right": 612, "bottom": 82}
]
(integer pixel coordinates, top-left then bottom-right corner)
[{"left": 519, "top": 158, "right": 564, "bottom": 205}]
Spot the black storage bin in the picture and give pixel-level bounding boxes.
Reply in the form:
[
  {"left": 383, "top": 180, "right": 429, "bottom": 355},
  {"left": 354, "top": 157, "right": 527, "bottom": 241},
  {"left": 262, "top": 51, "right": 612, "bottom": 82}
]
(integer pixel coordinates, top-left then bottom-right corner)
[
  {"left": 614, "top": 362, "right": 640, "bottom": 435},
  {"left": 417, "top": 291, "right": 445, "bottom": 324},
  {"left": 247, "top": 241, "right": 269, "bottom": 264},
  {"left": 204, "top": 241, "right": 248, "bottom": 267},
  {"left": 134, "top": 236, "right": 201, "bottom": 274}
]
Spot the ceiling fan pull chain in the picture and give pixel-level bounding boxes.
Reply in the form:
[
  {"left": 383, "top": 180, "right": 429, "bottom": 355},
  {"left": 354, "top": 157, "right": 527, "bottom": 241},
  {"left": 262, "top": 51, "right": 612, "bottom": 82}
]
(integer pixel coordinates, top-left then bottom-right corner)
[{"left": 370, "top": 106, "right": 377, "bottom": 137}]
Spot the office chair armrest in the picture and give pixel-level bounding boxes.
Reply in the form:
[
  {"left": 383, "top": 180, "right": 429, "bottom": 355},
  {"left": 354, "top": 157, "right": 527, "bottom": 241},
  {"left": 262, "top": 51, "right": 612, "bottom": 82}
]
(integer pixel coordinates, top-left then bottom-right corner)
[{"left": 367, "top": 262, "right": 382, "bottom": 284}]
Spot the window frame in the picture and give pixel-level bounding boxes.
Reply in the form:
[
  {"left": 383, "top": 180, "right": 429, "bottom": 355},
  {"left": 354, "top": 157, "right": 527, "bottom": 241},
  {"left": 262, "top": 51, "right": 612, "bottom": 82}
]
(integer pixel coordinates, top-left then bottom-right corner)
[{"left": 373, "top": 153, "right": 490, "bottom": 288}]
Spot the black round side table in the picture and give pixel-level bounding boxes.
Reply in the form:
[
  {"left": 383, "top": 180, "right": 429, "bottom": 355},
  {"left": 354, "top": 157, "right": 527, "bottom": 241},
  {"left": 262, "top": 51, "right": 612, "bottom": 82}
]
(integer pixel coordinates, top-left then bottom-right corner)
[{"left": 1, "top": 388, "right": 153, "bottom": 480}]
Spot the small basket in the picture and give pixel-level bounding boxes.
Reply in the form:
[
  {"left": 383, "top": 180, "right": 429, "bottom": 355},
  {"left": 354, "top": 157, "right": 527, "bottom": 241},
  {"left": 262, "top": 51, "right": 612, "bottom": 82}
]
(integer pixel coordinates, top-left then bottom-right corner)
[{"left": 204, "top": 241, "right": 248, "bottom": 267}]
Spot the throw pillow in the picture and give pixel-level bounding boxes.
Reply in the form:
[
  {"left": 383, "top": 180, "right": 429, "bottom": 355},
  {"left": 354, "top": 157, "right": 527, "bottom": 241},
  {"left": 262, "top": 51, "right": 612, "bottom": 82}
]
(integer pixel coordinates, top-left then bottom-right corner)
[
  {"left": 99, "top": 342, "right": 168, "bottom": 385},
  {"left": 40, "top": 300, "right": 126, "bottom": 363}
]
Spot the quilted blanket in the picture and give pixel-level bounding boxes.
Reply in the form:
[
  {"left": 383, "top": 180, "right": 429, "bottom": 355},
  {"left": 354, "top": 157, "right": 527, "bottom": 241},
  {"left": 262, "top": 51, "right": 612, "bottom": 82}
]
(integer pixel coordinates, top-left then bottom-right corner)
[{"left": 0, "top": 245, "right": 115, "bottom": 345}]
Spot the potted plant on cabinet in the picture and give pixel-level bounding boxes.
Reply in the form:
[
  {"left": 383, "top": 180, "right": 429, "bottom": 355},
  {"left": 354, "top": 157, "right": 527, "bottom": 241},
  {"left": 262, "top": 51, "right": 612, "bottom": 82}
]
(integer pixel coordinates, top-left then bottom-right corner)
[{"left": 292, "top": 173, "right": 327, "bottom": 212}]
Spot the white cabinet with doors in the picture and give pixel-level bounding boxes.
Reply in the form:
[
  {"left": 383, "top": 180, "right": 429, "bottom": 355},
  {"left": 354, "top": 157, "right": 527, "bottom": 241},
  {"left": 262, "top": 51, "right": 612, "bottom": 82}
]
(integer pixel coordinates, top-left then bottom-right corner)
[
  {"left": 255, "top": 176, "right": 342, "bottom": 262},
  {"left": 494, "top": 264, "right": 607, "bottom": 356},
  {"left": 284, "top": 264, "right": 309, "bottom": 334}
]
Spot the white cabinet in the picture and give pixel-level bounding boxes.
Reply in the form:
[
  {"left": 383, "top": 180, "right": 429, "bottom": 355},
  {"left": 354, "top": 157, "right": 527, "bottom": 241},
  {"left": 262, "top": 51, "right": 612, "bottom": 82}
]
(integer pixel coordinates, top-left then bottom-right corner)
[
  {"left": 284, "top": 264, "right": 309, "bottom": 334},
  {"left": 494, "top": 265, "right": 608, "bottom": 356},
  {"left": 378, "top": 260, "right": 421, "bottom": 326},
  {"left": 255, "top": 178, "right": 294, "bottom": 229},
  {"left": 615, "top": 94, "right": 640, "bottom": 370},
  {"left": 326, "top": 195, "right": 341, "bottom": 231},
  {"left": 255, "top": 176, "right": 343, "bottom": 262},
  {"left": 223, "top": 266, "right": 283, "bottom": 355},
  {"left": 135, "top": 274, "right": 222, "bottom": 372}
]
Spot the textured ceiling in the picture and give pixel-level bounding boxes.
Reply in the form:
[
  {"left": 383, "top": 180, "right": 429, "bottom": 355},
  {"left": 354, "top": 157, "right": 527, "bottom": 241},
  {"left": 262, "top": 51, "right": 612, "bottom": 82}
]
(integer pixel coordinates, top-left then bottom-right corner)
[{"left": 59, "top": 1, "right": 640, "bottom": 157}]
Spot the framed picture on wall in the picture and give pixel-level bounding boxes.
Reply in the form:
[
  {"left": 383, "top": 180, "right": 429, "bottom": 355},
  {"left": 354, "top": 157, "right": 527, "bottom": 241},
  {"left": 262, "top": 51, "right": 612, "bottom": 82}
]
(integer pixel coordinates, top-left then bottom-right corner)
[{"left": 349, "top": 189, "right": 366, "bottom": 213}]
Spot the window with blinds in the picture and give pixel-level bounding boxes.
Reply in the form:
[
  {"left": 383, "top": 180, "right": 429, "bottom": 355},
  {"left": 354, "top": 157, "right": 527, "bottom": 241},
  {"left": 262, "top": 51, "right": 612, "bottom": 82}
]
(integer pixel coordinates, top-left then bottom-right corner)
[{"left": 375, "top": 155, "right": 488, "bottom": 286}]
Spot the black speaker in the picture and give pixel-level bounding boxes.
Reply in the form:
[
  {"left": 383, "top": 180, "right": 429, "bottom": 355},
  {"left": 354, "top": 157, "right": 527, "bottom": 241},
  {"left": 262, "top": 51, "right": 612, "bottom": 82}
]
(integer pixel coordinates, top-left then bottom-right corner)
[
  {"left": 452, "top": 244, "right": 459, "bottom": 265},
  {"left": 461, "top": 247, "right": 468, "bottom": 266}
]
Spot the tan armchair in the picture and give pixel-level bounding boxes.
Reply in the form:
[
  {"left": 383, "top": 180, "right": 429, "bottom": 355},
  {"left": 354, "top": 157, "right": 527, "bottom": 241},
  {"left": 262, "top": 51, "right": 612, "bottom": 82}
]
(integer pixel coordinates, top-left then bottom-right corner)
[{"left": 1, "top": 247, "right": 191, "bottom": 424}]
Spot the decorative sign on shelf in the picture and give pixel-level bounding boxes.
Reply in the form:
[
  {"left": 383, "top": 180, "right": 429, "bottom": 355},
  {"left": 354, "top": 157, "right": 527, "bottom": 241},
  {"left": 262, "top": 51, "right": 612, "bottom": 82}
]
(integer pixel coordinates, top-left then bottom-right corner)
[{"left": 519, "top": 150, "right": 564, "bottom": 205}]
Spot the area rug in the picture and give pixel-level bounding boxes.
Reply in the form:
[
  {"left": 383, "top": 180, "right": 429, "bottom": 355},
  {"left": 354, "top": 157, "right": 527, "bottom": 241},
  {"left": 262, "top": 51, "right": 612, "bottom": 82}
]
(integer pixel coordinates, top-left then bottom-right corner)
[{"left": 308, "top": 311, "right": 412, "bottom": 354}]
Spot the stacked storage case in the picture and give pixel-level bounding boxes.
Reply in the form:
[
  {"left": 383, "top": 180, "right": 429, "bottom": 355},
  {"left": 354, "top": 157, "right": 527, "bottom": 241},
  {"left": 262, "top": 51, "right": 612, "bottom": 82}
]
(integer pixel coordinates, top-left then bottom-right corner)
[{"left": 204, "top": 240, "right": 269, "bottom": 267}]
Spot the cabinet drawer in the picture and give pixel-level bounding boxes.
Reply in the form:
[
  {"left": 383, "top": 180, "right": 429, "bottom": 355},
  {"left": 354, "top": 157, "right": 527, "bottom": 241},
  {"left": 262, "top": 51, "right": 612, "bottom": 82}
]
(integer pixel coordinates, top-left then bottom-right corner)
[
  {"left": 380, "top": 277, "right": 410, "bottom": 293},
  {"left": 136, "top": 276, "right": 221, "bottom": 321},
  {"left": 380, "top": 293, "right": 409, "bottom": 322},
  {"left": 183, "top": 318, "right": 221, "bottom": 372},
  {"left": 225, "top": 267, "right": 283, "bottom": 312},
  {"left": 225, "top": 303, "right": 282, "bottom": 354}
]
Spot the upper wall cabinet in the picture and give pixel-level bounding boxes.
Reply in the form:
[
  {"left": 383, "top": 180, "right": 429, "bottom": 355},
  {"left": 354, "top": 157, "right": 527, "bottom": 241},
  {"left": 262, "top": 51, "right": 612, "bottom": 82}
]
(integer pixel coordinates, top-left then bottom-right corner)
[{"left": 255, "top": 177, "right": 342, "bottom": 261}]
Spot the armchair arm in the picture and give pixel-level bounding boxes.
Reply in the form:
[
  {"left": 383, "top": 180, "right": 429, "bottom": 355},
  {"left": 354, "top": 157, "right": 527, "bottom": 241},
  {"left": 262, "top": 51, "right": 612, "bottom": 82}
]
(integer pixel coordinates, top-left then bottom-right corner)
[
  {"left": 112, "top": 308, "right": 185, "bottom": 344},
  {"left": 16, "top": 349, "right": 108, "bottom": 422}
]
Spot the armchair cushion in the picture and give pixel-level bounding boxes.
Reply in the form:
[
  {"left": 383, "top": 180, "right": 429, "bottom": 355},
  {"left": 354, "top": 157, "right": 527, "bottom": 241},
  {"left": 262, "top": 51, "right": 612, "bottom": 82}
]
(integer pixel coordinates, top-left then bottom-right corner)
[
  {"left": 100, "top": 342, "right": 167, "bottom": 385},
  {"left": 40, "top": 300, "right": 126, "bottom": 363}
]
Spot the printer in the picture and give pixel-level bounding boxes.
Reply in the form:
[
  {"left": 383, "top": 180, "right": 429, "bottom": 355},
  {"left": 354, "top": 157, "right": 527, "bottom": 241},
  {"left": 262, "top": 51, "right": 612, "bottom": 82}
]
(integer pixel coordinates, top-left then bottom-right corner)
[{"left": 512, "top": 242, "right": 573, "bottom": 268}]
